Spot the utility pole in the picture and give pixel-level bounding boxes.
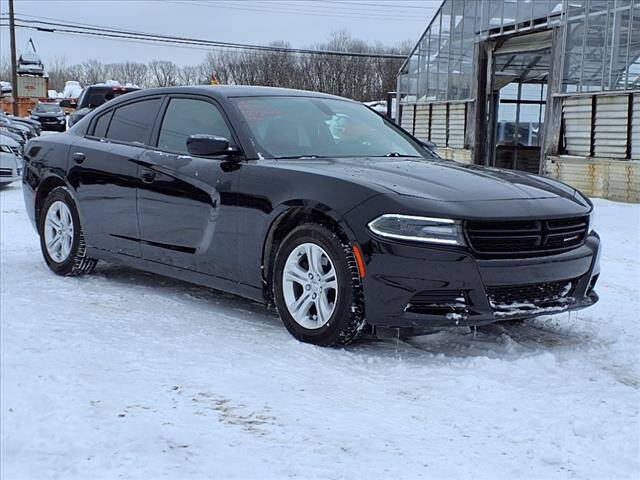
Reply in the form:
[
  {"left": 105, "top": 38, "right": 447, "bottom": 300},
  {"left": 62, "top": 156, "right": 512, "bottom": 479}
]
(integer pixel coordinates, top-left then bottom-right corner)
[{"left": 9, "top": 0, "right": 19, "bottom": 116}]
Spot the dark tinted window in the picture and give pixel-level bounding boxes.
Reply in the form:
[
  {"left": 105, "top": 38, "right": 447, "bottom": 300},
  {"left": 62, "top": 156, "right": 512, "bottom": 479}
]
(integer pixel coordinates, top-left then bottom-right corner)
[
  {"left": 92, "top": 111, "right": 112, "bottom": 138},
  {"left": 157, "top": 98, "right": 231, "bottom": 154},
  {"left": 106, "top": 98, "right": 161, "bottom": 144}
]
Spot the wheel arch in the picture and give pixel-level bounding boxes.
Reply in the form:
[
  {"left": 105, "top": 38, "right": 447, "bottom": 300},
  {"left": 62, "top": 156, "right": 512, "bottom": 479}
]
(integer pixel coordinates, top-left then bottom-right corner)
[
  {"left": 261, "top": 201, "right": 358, "bottom": 306},
  {"left": 34, "top": 175, "right": 76, "bottom": 227}
]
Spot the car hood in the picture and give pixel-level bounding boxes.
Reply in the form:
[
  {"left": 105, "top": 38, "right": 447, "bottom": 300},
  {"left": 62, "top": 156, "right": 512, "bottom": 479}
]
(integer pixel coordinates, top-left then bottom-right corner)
[{"left": 275, "top": 157, "right": 579, "bottom": 203}]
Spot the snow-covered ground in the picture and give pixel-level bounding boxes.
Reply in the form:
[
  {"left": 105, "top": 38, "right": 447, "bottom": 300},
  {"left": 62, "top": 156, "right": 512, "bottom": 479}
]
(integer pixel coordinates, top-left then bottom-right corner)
[{"left": 1, "top": 178, "right": 639, "bottom": 479}]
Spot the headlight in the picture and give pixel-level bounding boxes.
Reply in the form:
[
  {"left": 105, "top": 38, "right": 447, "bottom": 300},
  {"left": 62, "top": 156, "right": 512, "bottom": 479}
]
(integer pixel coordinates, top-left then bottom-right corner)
[
  {"left": 367, "top": 214, "right": 465, "bottom": 246},
  {"left": 588, "top": 209, "right": 597, "bottom": 234}
]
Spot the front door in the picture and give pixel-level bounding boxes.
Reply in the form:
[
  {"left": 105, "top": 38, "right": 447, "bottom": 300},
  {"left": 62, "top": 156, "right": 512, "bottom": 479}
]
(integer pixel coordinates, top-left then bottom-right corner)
[
  {"left": 67, "top": 97, "right": 162, "bottom": 256},
  {"left": 136, "top": 96, "right": 239, "bottom": 280}
]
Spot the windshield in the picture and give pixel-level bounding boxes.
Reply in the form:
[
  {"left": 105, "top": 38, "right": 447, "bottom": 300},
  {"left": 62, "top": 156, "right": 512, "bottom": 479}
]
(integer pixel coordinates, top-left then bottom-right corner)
[
  {"left": 233, "top": 96, "right": 432, "bottom": 159},
  {"left": 35, "top": 104, "right": 62, "bottom": 113}
]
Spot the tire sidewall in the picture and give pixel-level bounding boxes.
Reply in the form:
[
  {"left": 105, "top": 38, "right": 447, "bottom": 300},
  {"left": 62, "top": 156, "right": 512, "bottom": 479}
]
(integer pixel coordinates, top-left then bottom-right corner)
[
  {"left": 273, "top": 225, "right": 357, "bottom": 345},
  {"left": 39, "top": 187, "right": 82, "bottom": 274}
]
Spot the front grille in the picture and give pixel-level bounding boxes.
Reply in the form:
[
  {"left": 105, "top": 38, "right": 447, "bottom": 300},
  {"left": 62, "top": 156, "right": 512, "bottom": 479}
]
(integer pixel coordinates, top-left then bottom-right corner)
[
  {"left": 487, "top": 279, "right": 576, "bottom": 311},
  {"left": 465, "top": 216, "right": 587, "bottom": 257},
  {"left": 0, "top": 168, "right": 13, "bottom": 177}
]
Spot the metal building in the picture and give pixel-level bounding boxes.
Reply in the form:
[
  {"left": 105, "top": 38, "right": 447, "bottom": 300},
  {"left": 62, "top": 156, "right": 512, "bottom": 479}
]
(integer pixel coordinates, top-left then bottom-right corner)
[{"left": 397, "top": 0, "right": 640, "bottom": 202}]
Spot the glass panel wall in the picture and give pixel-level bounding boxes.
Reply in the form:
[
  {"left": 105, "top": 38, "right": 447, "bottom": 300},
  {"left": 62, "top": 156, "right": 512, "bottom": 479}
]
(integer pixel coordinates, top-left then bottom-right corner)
[{"left": 399, "top": 0, "right": 640, "bottom": 105}]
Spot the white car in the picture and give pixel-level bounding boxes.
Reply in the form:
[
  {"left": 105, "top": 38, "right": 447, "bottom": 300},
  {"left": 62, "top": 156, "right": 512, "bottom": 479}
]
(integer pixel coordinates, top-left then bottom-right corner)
[{"left": 0, "top": 144, "right": 23, "bottom": 187}]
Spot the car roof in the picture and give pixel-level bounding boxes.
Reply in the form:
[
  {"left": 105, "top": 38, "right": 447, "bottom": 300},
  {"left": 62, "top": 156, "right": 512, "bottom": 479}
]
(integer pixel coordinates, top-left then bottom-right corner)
[
  {"left": 19, "top": 52, "right": 41, "bottom": 62},
  {"left": 116, "top": 85, "right": 353, "bottom": 103},
  {"left": 86, "top": 84, "right": 140, "bottom": 92}
]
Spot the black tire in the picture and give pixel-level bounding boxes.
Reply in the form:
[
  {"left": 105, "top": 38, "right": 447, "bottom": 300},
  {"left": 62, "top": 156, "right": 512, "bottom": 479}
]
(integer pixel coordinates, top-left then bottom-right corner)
[
  {"left": 38, "top": 186, "right": 97, "bottom": 276},
  {"left": 272, "top": 223, "right": 365, "bottom": 346}
]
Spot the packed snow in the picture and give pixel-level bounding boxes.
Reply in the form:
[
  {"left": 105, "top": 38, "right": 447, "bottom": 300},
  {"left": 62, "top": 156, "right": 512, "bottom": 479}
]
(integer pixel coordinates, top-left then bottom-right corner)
[{"left": 1, "top": 173, "right": 639, "bottom": 479}]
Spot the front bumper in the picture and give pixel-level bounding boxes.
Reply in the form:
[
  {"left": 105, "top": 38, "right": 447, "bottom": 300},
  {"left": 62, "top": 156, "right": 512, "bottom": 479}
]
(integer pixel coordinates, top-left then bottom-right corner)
[
  {"left": 37, "top": 118, "right": 66, "bottom": 131},
  {"left": 360, "top": 232, "right": 601, "bottom": 328},
  {"left": 0, "top": 164, "right": 22, "bottom": 185}
]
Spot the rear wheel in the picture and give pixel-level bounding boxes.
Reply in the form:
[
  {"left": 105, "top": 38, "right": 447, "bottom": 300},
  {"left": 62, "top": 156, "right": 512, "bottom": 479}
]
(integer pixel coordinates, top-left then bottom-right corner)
[
  {"left": 38, "top": 187, "right": 97, "bottom": 276},
  {"left": 273, "top": 223, "right": 364, "bottom": 346}
]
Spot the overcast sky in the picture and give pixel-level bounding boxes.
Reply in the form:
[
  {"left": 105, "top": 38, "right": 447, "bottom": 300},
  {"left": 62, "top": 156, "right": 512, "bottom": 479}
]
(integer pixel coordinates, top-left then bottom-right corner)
[{"left": 0, "top": 0, "right": 439, "bottom": 67}]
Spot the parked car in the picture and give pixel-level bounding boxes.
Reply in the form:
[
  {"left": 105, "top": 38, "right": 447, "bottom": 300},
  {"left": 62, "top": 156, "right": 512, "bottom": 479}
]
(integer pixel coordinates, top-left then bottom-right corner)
[
  {"left": 0, "top": 116, "right": 30, "bottom": 141},
  {"left": 5, "top": 113, "right": 41, "bottom": 136},
  {"left": 16, "top": 52, "right": 45, "bottom": 76},
  {"left": 22, "top": 86, "right": 601, "bottom": 346},
  {"left": 62, "top": 84, "right": 140, "bottom": 127},
  {"left": 0, "top": 142, "right": 23, "bottom": 188},
  {"left": 0, "top": 81, "right": 12, "bottom": 96},
  {"left": 0, "top": 131, "right": 23, "bottom": 157},
  {"left": 0, "top": 127, "right": 26, "bottom": 148},
  {"left": 30, "top": 102, "right": 65, "bottom": 132}
]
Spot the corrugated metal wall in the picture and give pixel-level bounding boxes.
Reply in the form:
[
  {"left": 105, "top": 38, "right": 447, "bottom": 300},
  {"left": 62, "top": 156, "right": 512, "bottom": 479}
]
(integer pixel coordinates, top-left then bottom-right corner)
[
  {"left": 562, "top": 96, "right": 592, "bottom": 157},
  {"left": 594, "top": 95, "right": 628, "bottom": 159},
  {"left": 632, "top": 95, "right": 640, "bottom": 161},
  {"left": 414, "top": 105, "right": 430, "bottom": 140},
  {"left": 546, "top": 156, "right": 640, "bottom": 203},
  {"left": 400, "top": 105, "right": 413, "bottom": 132},
  {"left": 398, "top": 101, "right": 469, "bottom": 150},
  {"left": 430, "top": 104, "right": 448, "bottom": 147},
  {"left": 448, "top": 104, "right": 466, "bottom": 149}
]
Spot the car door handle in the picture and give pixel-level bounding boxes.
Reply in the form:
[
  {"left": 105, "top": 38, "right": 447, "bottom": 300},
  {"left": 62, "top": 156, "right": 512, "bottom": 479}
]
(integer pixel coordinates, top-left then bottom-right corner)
[
  {"left": 72, "top": 152, "right": 85, "bottom": 164},
  {"left": 140, "top": 167, "right": 156, "bottom": 183}
]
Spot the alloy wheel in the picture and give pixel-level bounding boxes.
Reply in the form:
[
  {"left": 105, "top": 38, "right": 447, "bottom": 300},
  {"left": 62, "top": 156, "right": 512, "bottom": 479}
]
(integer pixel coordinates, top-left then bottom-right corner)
[
  {"left": 44, "top": 201, "right": 74, "bottom": 263},
  {"left": 282, "top": 242, "right": 338, "bottom": 329}
]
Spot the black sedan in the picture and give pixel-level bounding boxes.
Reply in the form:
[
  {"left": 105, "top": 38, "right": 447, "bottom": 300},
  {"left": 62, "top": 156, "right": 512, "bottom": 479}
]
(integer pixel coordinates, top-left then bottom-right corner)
[{"left": 22, "top": 86, "right": 601, "bottom": 346}]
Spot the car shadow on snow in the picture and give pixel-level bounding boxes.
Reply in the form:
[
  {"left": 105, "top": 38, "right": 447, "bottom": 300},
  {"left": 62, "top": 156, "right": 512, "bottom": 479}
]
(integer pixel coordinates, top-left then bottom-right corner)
[{"left": 89, "top": 263, "right": 596, "bottom": 360}]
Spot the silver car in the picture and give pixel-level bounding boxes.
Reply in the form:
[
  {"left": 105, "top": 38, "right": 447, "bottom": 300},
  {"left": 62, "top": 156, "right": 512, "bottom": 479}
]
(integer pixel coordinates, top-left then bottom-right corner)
[{"left": 0, "top": 143, "right": 23, "bottom": 187}]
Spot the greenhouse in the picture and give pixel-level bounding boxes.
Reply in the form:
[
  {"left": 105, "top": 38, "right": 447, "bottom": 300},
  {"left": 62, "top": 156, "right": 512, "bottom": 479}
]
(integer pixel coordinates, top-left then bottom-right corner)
[{"left": 396, "top": 0, "right": 640, "bottom": 201}]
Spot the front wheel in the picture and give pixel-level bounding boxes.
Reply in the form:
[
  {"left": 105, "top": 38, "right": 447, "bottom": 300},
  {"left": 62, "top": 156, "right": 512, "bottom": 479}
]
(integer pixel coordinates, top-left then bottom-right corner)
[
  {"left": 38, "top": 186, "right": 97, "bottom": 276},
  {"left": 273, "top": 223, "right": 365, "bottom": 346}
]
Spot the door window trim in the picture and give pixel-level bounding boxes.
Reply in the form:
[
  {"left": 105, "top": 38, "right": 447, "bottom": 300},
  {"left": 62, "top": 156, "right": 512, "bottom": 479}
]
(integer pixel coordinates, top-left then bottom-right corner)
[
  {"left": 149, "top": 94, "right": 242, "bottom": 158},
  {"left": 85, "top": 95, "right": 165, "bottom": 147}
]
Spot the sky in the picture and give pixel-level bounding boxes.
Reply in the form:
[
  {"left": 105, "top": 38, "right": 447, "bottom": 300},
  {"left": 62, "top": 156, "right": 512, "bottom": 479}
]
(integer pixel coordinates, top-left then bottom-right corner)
[{"left": 0, "top": 0, "right": 440, "bottom": 67}]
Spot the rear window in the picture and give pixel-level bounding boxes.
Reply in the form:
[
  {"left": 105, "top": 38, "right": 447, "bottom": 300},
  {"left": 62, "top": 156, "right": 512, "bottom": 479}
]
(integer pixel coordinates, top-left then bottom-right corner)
[
  {"left": 82, "top": 87, "right": 140, "bottom": 109},
  {"left": 106, "top": 98, "right": 161, "bottom": 144}
]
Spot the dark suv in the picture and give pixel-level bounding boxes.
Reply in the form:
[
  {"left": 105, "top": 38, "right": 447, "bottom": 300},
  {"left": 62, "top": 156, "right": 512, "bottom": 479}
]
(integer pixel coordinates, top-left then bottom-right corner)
[
  {"left": 22, "top": 86, "right": 601, "bottom": 346},
  {"left": 30, "top": 102, "right": 66, "bottom": 132},
  {"left": 62, "top": 84, "right": 140, "bottom": 127}
]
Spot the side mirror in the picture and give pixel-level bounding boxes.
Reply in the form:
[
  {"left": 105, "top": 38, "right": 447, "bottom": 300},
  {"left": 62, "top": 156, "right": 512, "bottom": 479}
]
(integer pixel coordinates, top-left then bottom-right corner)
[
  {"left": 59, "top": 99, "right": 74, "bottom": 109},
  {"left": 186, "top": 134, "right": 239, "bottom": 157}
]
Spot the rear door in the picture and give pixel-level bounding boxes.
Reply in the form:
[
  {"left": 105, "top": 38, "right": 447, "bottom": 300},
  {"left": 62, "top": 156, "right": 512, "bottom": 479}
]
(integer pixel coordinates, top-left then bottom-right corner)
[
  {"left": 136, "top": 95, "right": 239, "bottom": 279},
  {"left": 67, "top": 96, "right": 163, "bottom": 256}
]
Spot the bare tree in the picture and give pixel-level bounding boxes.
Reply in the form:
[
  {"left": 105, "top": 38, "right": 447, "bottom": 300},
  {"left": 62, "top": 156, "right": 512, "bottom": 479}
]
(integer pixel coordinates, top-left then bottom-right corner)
[
  {"left": 18, "top": 31, "right": 413, "bottom": 100},
  {"left": 80, "top": 59, "right": 108, "bottom": 85},
  {"left": 149, "top": 60, "right": 179, "bottom": 87},
  {"left": 180, "top": 65, "right": 200, "bottom": 85},
  {"left": 111, "top": 61, "right": 149, "bottom": 87}
]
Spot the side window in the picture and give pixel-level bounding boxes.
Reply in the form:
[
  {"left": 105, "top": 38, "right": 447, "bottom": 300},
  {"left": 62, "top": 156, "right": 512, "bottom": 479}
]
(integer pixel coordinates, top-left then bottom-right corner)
[
  {"left": 157, "top": 98, "right": 231, "bottom": 154},
  {"left": 92, "top": 111, "right": 112, "bottom": 138},
  {"left": 106, "top": 98, "right": 162, "bottom": 145}
]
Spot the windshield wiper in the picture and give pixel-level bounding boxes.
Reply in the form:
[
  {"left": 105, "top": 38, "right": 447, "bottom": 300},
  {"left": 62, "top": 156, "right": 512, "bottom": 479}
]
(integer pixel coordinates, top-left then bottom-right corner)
[
  {"left": 382, "top": 152, "right": 423, "bottom": 158},
  {"left": 275, "top": 155, "right": 326, "bottom": 159}
]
